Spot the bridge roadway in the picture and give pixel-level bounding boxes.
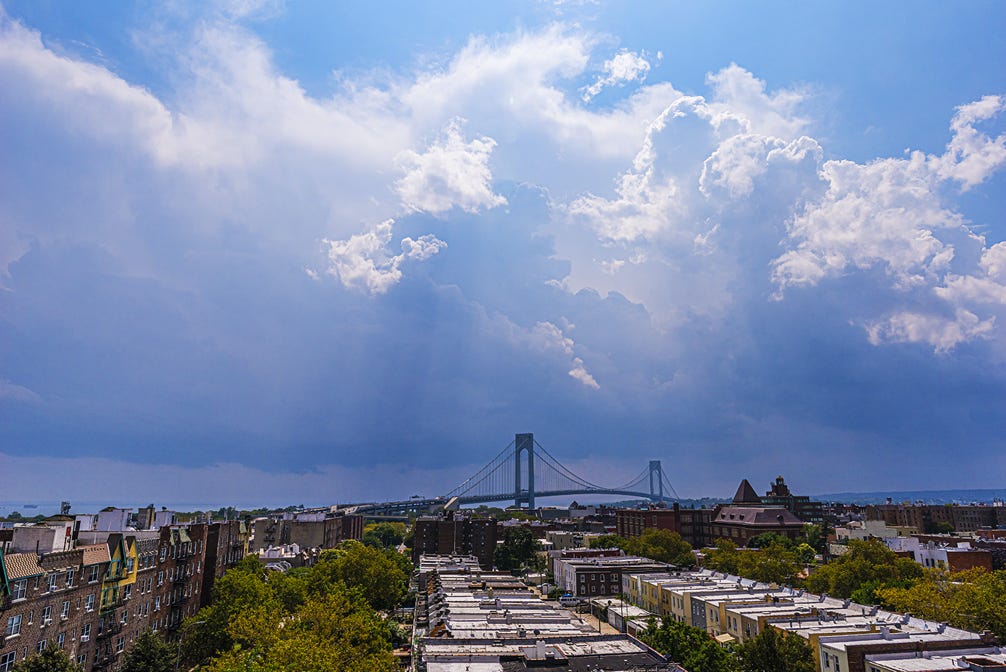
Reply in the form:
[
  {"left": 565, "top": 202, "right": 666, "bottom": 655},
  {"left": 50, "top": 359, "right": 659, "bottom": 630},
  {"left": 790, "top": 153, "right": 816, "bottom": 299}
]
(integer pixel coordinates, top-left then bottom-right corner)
[{"left": 345, "top": 488, "right": 675, "bottom": 515}]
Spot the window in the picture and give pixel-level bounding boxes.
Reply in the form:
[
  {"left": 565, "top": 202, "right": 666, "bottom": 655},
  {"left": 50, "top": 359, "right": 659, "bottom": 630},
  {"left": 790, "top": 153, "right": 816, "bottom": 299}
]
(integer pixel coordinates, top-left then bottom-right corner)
[
  {"left": 85, "top": 594, "right": 95, "bottom": 612},
  {"left": 154, "top": 597, "right": 161, "bottom": 611},
  {"left": 56, "top": 633, "right": 65, "bottom": 650},
  {"left": 81, "top": 624, "right": 91, "bottom": 640},
  {"left": 10, "top": 581, "right": 26, "bottom": 601},
  {"left": 116, "top": 637, "right": 125, "bottom": 653},
  {"left": 77, "top": 655, "right": 86, "bottom": 666},
  {"left": 47, "top": 574, "right": 58, "bottom": 592},
  {"left": 88, "top": 566, "right": 99, "bottom": 583},
  {"left": 157, "top": 571, "right": 163, "bottom": 586},
  {"left": 125, "top": 558, "right": 134, "bottom": 573},
  {"left": 160, "top": 548, "right": 167, "bottom": 562},
  {"left": 65, "top": 570, "right": 75, "bottom": 588},
  {"left": 61, "top": 601, "right": 70, "bottom": 619},
  {"left": 5, "top": 615, "right": 21, "bottom": 638},
  {"left": 25, "top": 612, "right": 32, "bottom": 626},
  {"left": 35, "top": 641, "right": 45, "bottom": 655},
  {"left": 42, "top": 606, "right": 52, "bottom": 624},
  {"left": 0, "top": 651, "right": 15, "bottom": 672},
  {"left": 123, "top": 585, "right": 131, "bottom": 600}
]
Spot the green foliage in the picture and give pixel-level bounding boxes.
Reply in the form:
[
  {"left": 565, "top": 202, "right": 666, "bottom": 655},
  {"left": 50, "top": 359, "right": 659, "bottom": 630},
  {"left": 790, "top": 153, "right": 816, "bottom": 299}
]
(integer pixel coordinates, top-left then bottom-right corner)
[
  {"left": 795, "top": 524, "right": 827, "bottom": 554},
  {"left": 494, "top": 526, "right": 541, "bottom": 573},
  {"left": 313, "top": 542, "right": 409, "bottom": 611},
  {"left": 639, "top": 617, "right": 738, "bottom": 672},
  {"left": 927, "top": 521, "right": 955, "bottom": 534},
  {"left": 182, "top": 540, "right": 408, "bottom": 670},
  {"left": 803, "top": 539, "right": 922, "bottom": 599},
  {"left": 877, "top": 568, "right": 1006, "bottom": 641},
  {"left": 735, "top": 627, "right": 814, "bottom": 672},
  {"left": 587, "top": 530, "right": 695, "bottom": 567},
  {"left": 121, "top": 629, "right": 176, "bottom": 672},
  {"left": 794, "top": 543, "right": 816, "bottom": 565},
  {"left": 701, "top": 540, "right": 801, "bottom": 585},
  {"left": 589, "top": 534, "right": 631, "bottom": 550},
  {"left": 362, "top": 522, "right": 406, "bottom": 549},
  {"left": 746, "top": 533, "right": 793, "bottom": 550},
  {"left": 12, "top": 643, "right": 82, "bottom": 672}
]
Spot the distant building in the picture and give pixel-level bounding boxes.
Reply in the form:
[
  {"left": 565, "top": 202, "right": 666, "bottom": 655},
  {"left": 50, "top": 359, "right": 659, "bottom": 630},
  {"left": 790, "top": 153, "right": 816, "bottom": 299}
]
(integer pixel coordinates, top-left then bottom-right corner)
[
  {"left": 250, "top": 513, "right": 362, "bottom": 553},
  {"left": 866, "top": 502, "right": 999, "bottom": 533},
  {"left": 411, "top": 512, "right": 497, "bottom": 570},
  {"left": 709, "top": 480, "right": 805, "bottom": 546},
  {"left": 616, "top": 503, "right": 713, "bottom": 548},
  {"left": 761, "top": 476, "right": 824, "bottom": 525}
]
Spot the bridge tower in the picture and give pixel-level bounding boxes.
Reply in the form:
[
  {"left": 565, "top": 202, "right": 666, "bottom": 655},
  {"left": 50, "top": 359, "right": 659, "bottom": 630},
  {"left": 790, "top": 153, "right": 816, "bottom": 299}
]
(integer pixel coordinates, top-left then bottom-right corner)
[
  {"left": 514, "top": 433, "right": 535, "bottom": 509},
  {"left": 648, "top": 460, "right": 663, "bottom": 500}
]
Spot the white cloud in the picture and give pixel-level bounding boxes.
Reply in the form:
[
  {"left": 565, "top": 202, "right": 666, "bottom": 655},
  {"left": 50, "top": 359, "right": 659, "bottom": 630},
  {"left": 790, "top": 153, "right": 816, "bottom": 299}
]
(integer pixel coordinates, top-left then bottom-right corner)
[
  {"left": 321, "top": 219, "right": 446, "bottom": 295},
  {"left": 929, "top": 95, "right": 1006, "bottom": 190},
  {"left": 568, "top": 357, "right": 600, "bottom": 389},
  {"left": 396, "top": 118, "right": 507, "bottom": 214},
  {"left": 770, "top": 98, "right": 1006, "bottom": 351},
  {"left": 0, "top": 379, "right": 41, "bottom": 404},
  {"left": 531, "top": 321, "right": 600, "bottom": 389},
  {"left": 866, "top": 309, "right": 995, "bottom": 353},
  {"left": 581, "top": 49, "right": 651, "bottom": 102}
]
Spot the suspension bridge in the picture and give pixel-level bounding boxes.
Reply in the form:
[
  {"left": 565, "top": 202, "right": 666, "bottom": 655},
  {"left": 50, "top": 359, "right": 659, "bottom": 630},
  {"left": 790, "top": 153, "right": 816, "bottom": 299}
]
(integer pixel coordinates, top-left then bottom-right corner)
[{"left": 348, "top": 433, "right": 679, "bottom": 515}]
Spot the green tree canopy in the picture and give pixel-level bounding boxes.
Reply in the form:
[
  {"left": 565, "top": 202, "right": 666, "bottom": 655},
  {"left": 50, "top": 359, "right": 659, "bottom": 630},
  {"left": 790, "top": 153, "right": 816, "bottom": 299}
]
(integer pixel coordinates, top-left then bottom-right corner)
[
  {"left": 12, "top": 644, "right": 82, "bottom": 672},
  {"left": 120, "top": 629, "right": 176, "bottom": 672},
  {"left": 639, "top": 616, "right": 737, "bottom": 672},
  {"left": 803, "top": 539, "right": 922, "bottom": 599},
  {"left": 877, "top": 568, "right": 1006, "bottom": 641},
  {"left": 633, "top": 529, "right": 696, "bottom": 568},
  {"left": 313, "top": 541, "right": 409, "bottom": 611},
  {"left": 735, "top": 626, "right": 814, "bottom": 672},
  {"left": 362, "top": 522, "right": 407, "bottom": 549},
  {"left": 494, "top": 526, "right": 542, "bottom": 573}
]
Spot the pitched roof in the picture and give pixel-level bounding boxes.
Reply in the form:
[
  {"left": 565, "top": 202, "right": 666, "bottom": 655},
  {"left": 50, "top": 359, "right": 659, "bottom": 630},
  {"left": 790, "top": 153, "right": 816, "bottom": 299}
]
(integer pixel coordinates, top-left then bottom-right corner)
[
  {"left": 3, "top": 553, "right": 44, "bottom": 580},
  {"left": 733, "top": 479, "right": 762, "bottom": 504},
  {"left": 80, "top": 544, "right": 110, "bottom": 566},
  {"left": 714, "top": 506, "right": 804, "bottom": 527}
]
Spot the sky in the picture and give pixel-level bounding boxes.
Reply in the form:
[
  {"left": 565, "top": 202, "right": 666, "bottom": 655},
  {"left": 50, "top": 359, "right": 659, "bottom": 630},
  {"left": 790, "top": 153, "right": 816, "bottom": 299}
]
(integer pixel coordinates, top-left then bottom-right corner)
[{"left": 1, "top": 1, "right": 1005, "bottom": 508}]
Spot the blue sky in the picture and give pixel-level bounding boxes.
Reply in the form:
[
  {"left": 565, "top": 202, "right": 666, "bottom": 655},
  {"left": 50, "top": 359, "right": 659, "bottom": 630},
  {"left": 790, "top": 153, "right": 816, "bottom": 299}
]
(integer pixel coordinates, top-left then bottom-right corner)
[{"left": 1, "top": 1, "right": 1005, "bottom": 507}]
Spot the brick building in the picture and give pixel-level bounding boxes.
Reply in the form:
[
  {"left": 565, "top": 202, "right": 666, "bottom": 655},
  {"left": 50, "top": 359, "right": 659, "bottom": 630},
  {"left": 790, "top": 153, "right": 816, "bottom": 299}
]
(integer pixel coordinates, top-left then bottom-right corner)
[
  {"left": 709, "top": 480, "right": 806, "bottom": 546},
  {"left": 761, "top": 476, "right": 824, "bottom": 525},
  {"left": 616, "top": 504, "right": 713, "bottom": 548},
  {"left": 411, "top": 513, "right": 498, "bottom": 570},
  {"left": 0, "top": 518, "right": 249, "bottom": 671}
]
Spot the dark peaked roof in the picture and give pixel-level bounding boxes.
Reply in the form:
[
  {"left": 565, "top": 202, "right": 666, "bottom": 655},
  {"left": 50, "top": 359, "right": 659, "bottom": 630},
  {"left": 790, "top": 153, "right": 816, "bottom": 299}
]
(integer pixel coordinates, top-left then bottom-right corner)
[{"left": 733, "top": 479, "right": 762, "bottom": 504}]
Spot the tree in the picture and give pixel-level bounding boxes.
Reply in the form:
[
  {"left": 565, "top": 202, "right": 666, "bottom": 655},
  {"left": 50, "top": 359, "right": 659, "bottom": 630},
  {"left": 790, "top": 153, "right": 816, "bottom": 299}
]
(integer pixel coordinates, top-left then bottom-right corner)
[
  {"left": 702, "top": 539, "right": 741, "bottom": 575},
  {"left": 639, "top": 617, "right": 737, "bottom": 672},
  {"left": 494, "top": 526, "right": 541, "bottom": 573},
  {"left": 735, "top": 627, "right": 814, "bottom": 672},
  {"left": 362, "top": 522, "right": 406, "bottom": 549},
  {"left": 12, "top": 644, "right": 82, "bottom": 672},
  {"left": 120, "top": 629, "right": 176, "bottom": 672},
  {"left": 735, "top": 544, "right": 801, "bottom": 586},
  {"left": 804, "top": 539, "right": 922, "bottom": 599},
  {"left": 746, "top": 533, "right": 793, "bottom": 549},
  {"left": 877, "top": 568, "right": 1006, "bottom": 641},
  {"left": 634, "top": 529, "right": 696, "bottom": 568},
  {"left": 313, "top": 542, "right": 409, "bottom": 610},
  {"left": 588, "top": 534, "right": 631, "bottom": 550}
]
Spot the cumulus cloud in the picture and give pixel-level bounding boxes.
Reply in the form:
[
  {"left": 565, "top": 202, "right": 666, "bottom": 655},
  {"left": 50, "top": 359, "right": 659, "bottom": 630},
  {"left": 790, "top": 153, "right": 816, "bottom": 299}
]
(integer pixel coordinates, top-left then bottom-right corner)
[
  {"left": 771, "top": 98, "right": 1006, "bottom": 351},
  {"left": 321, "top": 220, "right": 446, "bottom": 294},
  {"left": 396, "top": 119, "right": 507, "bottom": 214},
  {"left": 581, "top": 49, "right": 652, "bottom": 102},
  {"left": 531, "top": 321, "right": 600, "bottom": 389}
]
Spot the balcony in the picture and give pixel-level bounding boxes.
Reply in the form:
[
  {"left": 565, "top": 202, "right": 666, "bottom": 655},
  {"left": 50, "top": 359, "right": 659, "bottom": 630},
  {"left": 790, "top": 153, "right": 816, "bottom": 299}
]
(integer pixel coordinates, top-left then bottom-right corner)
[{"left": 95, "top": 621, "right": 123, "bottom": 639}]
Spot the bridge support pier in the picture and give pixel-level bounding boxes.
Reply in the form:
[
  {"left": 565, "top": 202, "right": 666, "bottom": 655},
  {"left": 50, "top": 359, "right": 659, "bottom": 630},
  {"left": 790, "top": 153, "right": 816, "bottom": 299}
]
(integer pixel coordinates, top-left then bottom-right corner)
[
  {"left": 515, "top": 433, "right": 535, "bottom": 509},
  {"left": 649, "top": 460, "right": 663, "bottom": 500}
]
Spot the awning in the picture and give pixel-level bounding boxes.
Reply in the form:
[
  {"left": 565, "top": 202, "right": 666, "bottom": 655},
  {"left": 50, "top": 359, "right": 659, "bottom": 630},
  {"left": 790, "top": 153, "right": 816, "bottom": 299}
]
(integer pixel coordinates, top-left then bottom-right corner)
[{"left": 714, "top": 633, "right": 736, "bottom": 645}]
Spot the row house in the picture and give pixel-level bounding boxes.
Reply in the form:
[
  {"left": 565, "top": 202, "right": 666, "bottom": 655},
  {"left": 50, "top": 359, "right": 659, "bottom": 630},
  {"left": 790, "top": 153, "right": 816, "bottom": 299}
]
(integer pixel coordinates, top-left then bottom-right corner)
[{"left": 0, "top": 520, "right": 249, "bottom": 671}]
